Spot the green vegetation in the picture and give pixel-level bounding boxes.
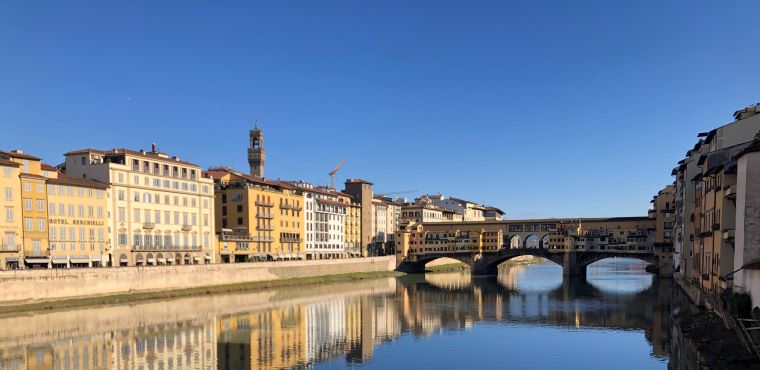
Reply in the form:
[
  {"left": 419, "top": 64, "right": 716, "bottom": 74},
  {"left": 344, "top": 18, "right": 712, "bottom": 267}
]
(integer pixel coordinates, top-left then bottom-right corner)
[
  {"left": 0, "top": 270, "right": 405, "bottom": 316},
  {"left": 425, "top": 263, "right": 468, "bottom": 273}
]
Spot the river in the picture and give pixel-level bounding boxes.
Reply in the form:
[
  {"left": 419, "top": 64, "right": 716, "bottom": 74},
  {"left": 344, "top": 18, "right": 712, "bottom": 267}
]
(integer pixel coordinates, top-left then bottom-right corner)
[{"left": 0, "top": 259, "right": 710, "bottom": 369}]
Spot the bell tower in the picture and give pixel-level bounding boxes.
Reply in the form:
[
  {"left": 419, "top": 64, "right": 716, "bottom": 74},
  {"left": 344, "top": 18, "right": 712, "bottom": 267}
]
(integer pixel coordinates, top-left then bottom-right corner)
[{"left": 248, "top": 122, "right": 265, "bottom": 177}]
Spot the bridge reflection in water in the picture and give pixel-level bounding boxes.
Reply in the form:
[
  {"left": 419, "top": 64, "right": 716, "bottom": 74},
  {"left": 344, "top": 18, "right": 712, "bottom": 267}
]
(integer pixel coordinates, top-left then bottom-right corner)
[{"left": 0, "top": 260, "right": 678, "bottom": 370}]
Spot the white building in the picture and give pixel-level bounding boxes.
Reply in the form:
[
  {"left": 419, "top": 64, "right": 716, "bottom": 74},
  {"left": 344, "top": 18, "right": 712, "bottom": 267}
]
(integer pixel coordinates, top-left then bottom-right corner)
[
  {"left": 293, "top": 182, "right": 349, "bottom": 260},
  {"left": 63, "top": 146, "right": 216, "bottom": 266}
]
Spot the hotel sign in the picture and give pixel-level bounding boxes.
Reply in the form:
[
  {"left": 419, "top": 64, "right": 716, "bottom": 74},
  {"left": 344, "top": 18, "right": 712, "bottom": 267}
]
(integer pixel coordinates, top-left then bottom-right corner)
[{"left": 49, "top": 219, "right": 104, "bottom": 226}]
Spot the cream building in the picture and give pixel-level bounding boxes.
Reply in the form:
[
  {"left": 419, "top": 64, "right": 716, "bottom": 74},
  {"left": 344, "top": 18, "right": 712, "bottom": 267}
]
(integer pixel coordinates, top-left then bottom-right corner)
[
  {"left": 63, "top": 146, "right": 216, "bottom": 266},
  {"left": 46, "top": 175, "right": 110, "bottom": 268}
]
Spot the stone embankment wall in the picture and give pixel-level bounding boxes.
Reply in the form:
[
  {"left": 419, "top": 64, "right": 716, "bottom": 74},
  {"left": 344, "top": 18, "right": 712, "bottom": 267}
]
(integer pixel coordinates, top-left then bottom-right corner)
[{"left": 0, "top": 256, "right": 396, "bottom": 307}]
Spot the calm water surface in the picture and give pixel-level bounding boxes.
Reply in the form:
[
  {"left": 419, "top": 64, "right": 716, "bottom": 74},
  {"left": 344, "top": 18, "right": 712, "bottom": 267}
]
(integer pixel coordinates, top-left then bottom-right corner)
[{"left": 0, "top": 259, "right": 695, "bottom": 370}]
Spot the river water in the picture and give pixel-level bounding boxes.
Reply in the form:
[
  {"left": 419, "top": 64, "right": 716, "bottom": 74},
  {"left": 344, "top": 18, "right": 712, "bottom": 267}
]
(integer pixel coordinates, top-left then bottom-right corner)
[{"left": 0, "top": 259, "right": 705, "bottom": 370}]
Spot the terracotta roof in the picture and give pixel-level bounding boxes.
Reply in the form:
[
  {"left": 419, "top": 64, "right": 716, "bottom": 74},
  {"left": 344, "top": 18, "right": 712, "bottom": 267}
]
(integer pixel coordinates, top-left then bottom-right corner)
[
  {"left": 0, "top": 150, "right": 41, "bottom": 161},
  {"left": 208, "top": 167, "right": 293, "bottom": 190},
  {"left": 47, "top": 175, "right": 109, "bottom": 190},
  {"left": 345, "top": 178, "right": 373, "bottom": 185},
  {"left": 19, "top": 173, "right": 47, "bottom": 180},
  {"left": 315, "top": 198, "right": 349, "bottom": 207},
  {"left": 41, "top": 163, "right": 57, "bottom": 171},
  {"left": 0, "top": 158, "right": 20, "bottom": 167}
]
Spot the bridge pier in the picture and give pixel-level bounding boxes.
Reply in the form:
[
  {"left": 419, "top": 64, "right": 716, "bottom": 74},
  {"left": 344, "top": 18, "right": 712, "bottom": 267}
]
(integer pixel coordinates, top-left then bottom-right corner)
[
  {"left": 396, "top": 261, "right": 427, "bottom": 274},
  {"left": 562, "top": 251, "right": 587, "bottom": 277}
]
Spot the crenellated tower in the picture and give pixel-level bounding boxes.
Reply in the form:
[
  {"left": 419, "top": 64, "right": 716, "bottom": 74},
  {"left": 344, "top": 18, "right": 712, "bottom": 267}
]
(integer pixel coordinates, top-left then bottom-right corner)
[{"left": 248, "top": 122, "right": 265, "bottom": 177}]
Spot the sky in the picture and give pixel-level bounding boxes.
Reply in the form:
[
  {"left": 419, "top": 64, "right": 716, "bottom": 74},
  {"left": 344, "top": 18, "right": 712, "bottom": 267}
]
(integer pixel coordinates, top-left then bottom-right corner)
[{"left": 1, "top": 1, "right": 759, "bottom": 219}]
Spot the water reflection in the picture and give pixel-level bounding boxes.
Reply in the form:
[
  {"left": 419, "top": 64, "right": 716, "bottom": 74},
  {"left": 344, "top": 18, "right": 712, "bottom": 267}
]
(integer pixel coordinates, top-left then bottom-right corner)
[{"left": 0, "top": 259, "right": 685, "bottom": 370}]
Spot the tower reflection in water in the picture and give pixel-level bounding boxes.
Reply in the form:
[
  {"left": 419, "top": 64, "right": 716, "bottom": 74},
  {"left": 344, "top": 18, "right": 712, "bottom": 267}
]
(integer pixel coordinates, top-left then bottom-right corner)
[{"left": 0, "top": 260, "right": 674, "bottom": 370}]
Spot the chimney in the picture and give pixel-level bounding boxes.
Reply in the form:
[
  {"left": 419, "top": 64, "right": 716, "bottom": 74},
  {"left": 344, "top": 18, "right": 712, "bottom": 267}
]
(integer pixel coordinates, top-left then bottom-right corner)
[
  {"left": 11, "top": 149, "right": 23, "bottom": 154},
  {"left": 139, "top": 149, "right": 145, "bottom": 155},
  {"left": 151, "top": 143, "right": 157, "bottom": 153}
]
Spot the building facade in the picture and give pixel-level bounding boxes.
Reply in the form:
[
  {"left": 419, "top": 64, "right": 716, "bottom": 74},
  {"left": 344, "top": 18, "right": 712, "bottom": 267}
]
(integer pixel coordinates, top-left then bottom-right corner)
[
  {"left": 651, "top": 185, "right": 675, "bottom": 275},
  {"left": 63, "top": 146, "right": 216, "bottom": 266},
  {"left": 211, "top": 168, "right": 304, "bottom": 262},
  {"left": 343, "top": 179, "right": 374, "bottom": 256},
  {"left": 0, "top": 157, "right": 22, "bottom": 269}
]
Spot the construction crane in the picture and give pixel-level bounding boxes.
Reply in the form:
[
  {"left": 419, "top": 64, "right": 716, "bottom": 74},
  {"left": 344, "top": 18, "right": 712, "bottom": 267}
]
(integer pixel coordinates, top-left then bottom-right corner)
[{"left": 328, "top": 158, "right": 347, "bottom": 190}]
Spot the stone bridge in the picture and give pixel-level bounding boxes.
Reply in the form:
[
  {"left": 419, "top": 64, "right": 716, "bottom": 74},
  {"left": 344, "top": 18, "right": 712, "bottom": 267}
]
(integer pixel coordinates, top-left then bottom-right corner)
[{"left": 396, "top": 247, "right": 657, "bottom": 276}]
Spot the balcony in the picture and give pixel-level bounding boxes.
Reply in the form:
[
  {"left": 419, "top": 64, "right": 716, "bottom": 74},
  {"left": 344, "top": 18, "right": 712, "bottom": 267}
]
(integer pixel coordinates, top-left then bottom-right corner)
[
  {"left": 723, "top": 229, "right": 735, "bottom": 241},
  {"left": 0, "top": 245, "right": 19, "bottom": 252},
  {"left": 712, "top": 223, "right": 721, "bottom": 231},
  {"left": 181, "top": 224, "right": 193, "bottom": 231},
  {"left": 281, "top": 203, "right": 292, "bottom": 210},
  {"left": 255, "top": 200, "right": 274, "bottom": 207},
  {"left": 256, "top": 212, "right": 274, "bottom": 219},
  {"left": 257, "top": 225, "right": 274, "bottom": 231},
  {"left": 142, "top": 222, "right": 155, "bottom": 230},
  {"left": 725, "top": 185, "right": 736, "bottom": 200},
  {"left": 292, "top": 205, "right": 302, "bottom": 211},
  {"left": 280, "top": 237, "right": 302, "bottom": 243}
]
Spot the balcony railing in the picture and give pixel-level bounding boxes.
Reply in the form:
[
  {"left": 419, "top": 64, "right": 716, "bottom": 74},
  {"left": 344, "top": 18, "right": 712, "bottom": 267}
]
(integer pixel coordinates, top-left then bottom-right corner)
[
  {"left": 181, "top": 224, "right": 193, "bottom": 231},
  {"left": 219, "top": 233, "right": 274, "bottom": 243},
  {"left": 257, "top": 225, "right": 274, "bottom": 231},
  {"left": 256, "top": 212, "right": 274, "bottom": 219},
  {"left": 142, "top": 222, "right": 155, "bottom": 229},
  {"left": 255, "top": 200, "right": 274, "bottom": 207},
  {"left": 0, "top": 245, "right": 20, "bottom": 252},
  {"left": 133, "top": 245, "right": 203, "bottom": 251},
  {"left": 280, "top": 237, "right": 302, "bottom": 243}
]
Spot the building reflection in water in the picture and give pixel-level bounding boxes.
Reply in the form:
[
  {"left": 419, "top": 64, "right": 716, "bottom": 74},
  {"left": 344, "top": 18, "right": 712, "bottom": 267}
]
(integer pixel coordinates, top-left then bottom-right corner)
[{"left": 0, "top": 261, "right": 682, "bottom": 370}]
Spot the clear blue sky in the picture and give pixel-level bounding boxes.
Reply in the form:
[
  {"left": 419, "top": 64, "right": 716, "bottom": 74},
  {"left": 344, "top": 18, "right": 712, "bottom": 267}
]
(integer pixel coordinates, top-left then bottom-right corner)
[{"left": 1, "top": 1, "right": 759, "bottom": 218}]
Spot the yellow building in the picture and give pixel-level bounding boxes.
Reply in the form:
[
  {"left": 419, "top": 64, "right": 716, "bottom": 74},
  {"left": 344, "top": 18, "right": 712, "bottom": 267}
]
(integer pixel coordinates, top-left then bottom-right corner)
[
  {"left": 345, "top": 202, "right": 362, "bottom": 257},
  {"left": 46, "top": 175, "right": 110, "bottom": 267},
  {"left": 0, "top": 150, "right": 50, "bottom": 267},
  {"left": 0, "top": 157, "right": 22, "bottom": 269},
  {"left": 210, "top": 167, "right": 305, "bottom": 262},
  {"left": 217, "top": 306, "right": 307, "bottom": 370}
]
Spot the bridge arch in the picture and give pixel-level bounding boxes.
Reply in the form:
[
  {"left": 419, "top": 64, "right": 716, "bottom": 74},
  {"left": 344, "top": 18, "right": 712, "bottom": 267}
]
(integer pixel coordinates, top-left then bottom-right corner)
[
  {"left": 483, "top": 249, "right": 564, "bottom": 273},
  {"left": 578, "top": 254, "right": 656, "bottom": 269},
  {"left": 525, "top": 235, "right": 540, "bottom": 248},
  {"left": 509, "top": 235, "right": 522, "bottom": 249},
  {"left": 541, "top": 235, "right": 550, "bottom": 248}
]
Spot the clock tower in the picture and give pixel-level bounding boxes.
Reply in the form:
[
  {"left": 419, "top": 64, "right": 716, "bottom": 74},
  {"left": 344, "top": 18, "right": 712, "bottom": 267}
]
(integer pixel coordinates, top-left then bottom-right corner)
[{"left": 248, "top": 123, "right": 265, "bottom": 177}]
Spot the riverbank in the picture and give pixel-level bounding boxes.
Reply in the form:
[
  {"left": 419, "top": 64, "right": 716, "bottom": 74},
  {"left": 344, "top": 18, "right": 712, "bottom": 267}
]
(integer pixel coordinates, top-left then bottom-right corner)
[
  {"left": 0, "top": 269, "right": 403, "bottom": 315},
  {"left": 0, "top": 256, "right": 397, "bottom": 310},
  {"left": 672, "top": 272, "right": 759, "bottom": 367}
]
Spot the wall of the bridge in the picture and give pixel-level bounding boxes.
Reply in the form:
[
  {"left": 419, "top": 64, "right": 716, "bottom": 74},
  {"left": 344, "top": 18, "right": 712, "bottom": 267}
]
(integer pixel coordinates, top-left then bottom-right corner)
[{"left": 398, "top": 250, "right": 660, "bottom": 277}]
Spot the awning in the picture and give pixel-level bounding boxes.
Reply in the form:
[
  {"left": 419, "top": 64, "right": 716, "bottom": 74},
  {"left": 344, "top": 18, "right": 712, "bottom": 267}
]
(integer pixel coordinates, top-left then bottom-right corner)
[
  {"left": 119, "top": 257, "right": 128, "bottom": 263},
  {"left": 157, "top": 258, "right": 166, "bottom": 263},
  {"left": 193, "top": 256, "right": 200, "bottom": 261},
  {"left": 52, "top": 257, "right": 68, "bottom": 263},
  {"left": 204, "top": 255, "right": 211, "bottom": 260},
  {"left": 70, "top": 257, "right": 91, "bottom": 263},
  {"left": 147, "top": 258, "right": 155, "bottom": 263},
  {"left": 26, "top": 258, "right": 49, "bottom": 264}
]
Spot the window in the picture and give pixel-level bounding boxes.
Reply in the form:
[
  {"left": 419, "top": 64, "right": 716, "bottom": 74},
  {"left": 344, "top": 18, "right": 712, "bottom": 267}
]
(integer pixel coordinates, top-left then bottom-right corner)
[
  {"left": 23, "top": 198, "right": 32, "bottom": 211},
  {"left": 2, "top": 167, "right": 10, "bottom": 177},
  {"left": 5, "top": 207, "right": 13, "bottom": 222},
  {"left": 118, "top": 234, "right": 128, "bottom": 245},
  {"left": 118, "top": 208, "right": 126, "bottom": 222},
  {"left": 24, "top": 217, "right": 33, "bottom": 231},
  {"left": 36, "top": 200, "right": 44, "bottom": 211},
  {"left": 38, "top": 218, "right": 45, "bottom": 232},
  {"left": 3, "top": 188, "right": 11, "bottom": 200},
  {"left": 23, "top": 183, "right": 31, "bottom": 192}
]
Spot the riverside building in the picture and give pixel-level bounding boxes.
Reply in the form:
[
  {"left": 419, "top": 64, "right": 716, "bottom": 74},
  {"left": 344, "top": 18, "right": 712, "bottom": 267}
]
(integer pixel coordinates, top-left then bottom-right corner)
[
  {"left": 210, "top": 167, "right": 304, "bottom": 262},
  {"left": 63, "top": 146, "right": 216, "bottom": 266},
  {"left": 290, "top": 182, "right": 351, "bottom": 260},
  {"left": 0, "top": 157, "right": 22, "bottom": 269}
]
